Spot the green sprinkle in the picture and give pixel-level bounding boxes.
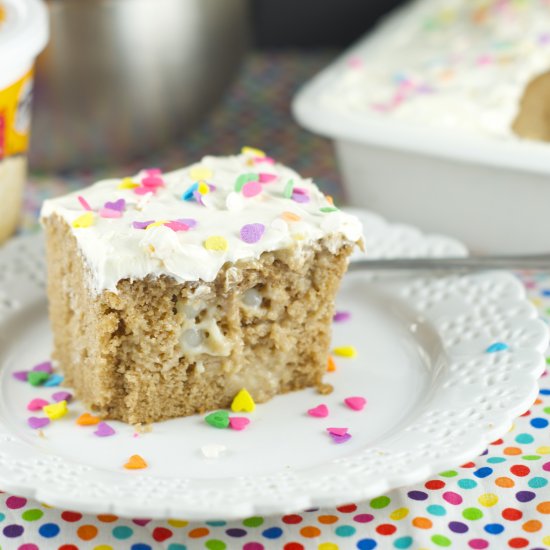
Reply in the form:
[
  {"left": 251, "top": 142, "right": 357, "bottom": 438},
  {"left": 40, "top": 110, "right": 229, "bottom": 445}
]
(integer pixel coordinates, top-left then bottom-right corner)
[
  {"left": 242, "top": 516, "right": 264, "bottom": 527},
  {"left": 283, "top": 179, "right": 294, "bottom": 199},
  {"left": 431, "top": 534, "right": 451, "bottom": 547},
  {"left": 205, "top": 410, "right": 230, "bottom": 429},
  {"left": 370, "top": 496, "right": 391, "bottom": 509},
  {"left": 320, "top": 207, "right": 338, "bottom": 213},
  {"left": 28, "top": 371, "right": 50, "bottom": 387},
  {"left": 234, "top": 173, "right": 257, "bottom": 192}
]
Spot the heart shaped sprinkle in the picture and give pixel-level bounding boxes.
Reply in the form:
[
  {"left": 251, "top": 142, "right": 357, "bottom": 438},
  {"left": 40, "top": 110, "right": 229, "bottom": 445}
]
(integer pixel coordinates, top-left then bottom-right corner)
[
  {"left": 242, "top": 181, "right": 262, "bottom": 198},
  {"left": 104, "top": 198, "right": 126, "bottom": 211},
  {"left": 28, "top": 371, "right": 50, "bottom": 387},
  {"left": 229, "top": 417, "right": 250, "bottom": 431},
  {"left": 201, "top": 443, "right": 227, "bottom": 458},
  {"left": 99, "top": 207, "right": 123, "bottom": 219},
  {"left": 52, "top": 391, "right": 73, "bottom": 403},
  {"left": 144, "top": 167, "right": 162, "bottom": 176},
  {"left": 134, "top": 186, "right": 154, "bottom": 196},
  {"left": 259, "top": 173, "right": 277, "bottom": 183},
  {"left": 132, "top": 220, "right": 154, "bottom": 230},
  {"left": 27, "top": 398, "right": 49, "bottom": 412},
  {"left": 28, "top": 417, "right": 50, "bottom": 430},
  {"left": 13, "top": 371, "right": 29, "bottom": 382},
  {"left": 94, "top": 422, "right": 116, "bottom": 437},
  {"left": 33, "top": 361, "right": 53, "bottom": 373},
  {"left": 327, "top": 356, "right": 336, "bottom": 372},
  {"left": 240, "top": 223, "right": 265, "bottom": 244},
  {"left": 118, "top": 178, "right": 139, "bottom": 190},
  {"left": 205, "top": 410, "right": 230, "bottom": 429},
  {"left": 141, "top": 175, "right": 164, "bottom": 188},
  {"left": 43, "top": 374, "right": 63, "bottom": 387},
  {"left": 43, "top": 401, "right": 68, "bottom": 421},
  {"left": 307, "top": 404, "right": 329, "bottom": 418},
  {"left": 230, "top": 388, "right": 255, "bottom": 413},
  {"left": 72, "top": 212, "right": 94, "bottom": 228},
  {"left": 76, "top": 412, "right": 101, "bottom": 426},
  {"left": 291, "top": 192, "right": 310, "bottom": 204},
  {"left": 327, "top": 427, "right": 348, "bottom": 436},
  {"left": 330, "top": 432, "right": 352, "bottom": 444},
  {"left": 344, "top": 396, "right": 366, "bottom": 411},
  {"left": 124, "top": 454, "right": 147, "bottom": 470},
  {"left": 177, "top": 218, "right": 197, "bottom": 228}
]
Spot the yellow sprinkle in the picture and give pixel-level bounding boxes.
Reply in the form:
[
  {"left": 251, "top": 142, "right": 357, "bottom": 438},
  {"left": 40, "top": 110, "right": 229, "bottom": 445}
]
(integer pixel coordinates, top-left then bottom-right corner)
[
  {"left": 197, "top": 181, "right": 210, "bottom": 195},
  {"left": 293, "top": 233, "right": 305, "bottom": 241},
  {"left": 72, "top": 212, "right": 94, "bottom": 229},
  {"left": 43, "top": 401, "right": 68, "bottom": 420},
  {"left": 390, "top": 508, "right": 409, "bottom": 520},
  {"left": 241, "top": 146, "right": 265, "bottom": 158},
  {"left": 190, "top": 166, "right": 213, "bottom": 180},
  {"left": 281, "top": 211, "right": 301, "bottom": 222},
  {"left": 204, "top": 236, "right": 228, "bottom": 252},
  {"left": 118, "top": 177, "right": 139, "bottom": 189},
  {"left": 231, "top": 388, "right": 255, "bottom": 413},
  {"left": 167, "top": 519, "right": 189, "bottom": 528},
  {"left": 332, "top": 346, "right": 357, "bottom": 358},
  {"left": 145, "top": 220, "right": 168, "bottom": 230}
]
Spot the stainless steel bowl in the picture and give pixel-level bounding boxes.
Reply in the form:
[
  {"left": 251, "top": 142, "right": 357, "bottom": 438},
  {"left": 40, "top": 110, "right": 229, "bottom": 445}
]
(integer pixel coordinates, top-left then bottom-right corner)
[{"left": 30, "top": 0, "right": 250, "bottom": 170}]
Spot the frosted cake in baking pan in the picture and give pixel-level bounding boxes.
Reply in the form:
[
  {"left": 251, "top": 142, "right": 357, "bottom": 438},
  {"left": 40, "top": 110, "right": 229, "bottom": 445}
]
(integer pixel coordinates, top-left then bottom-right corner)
[
  {"left": 321, "top": 0, "right": 550, "bottom": 141},
  {"left": 40, "top": 149, "right": 362, "bottom": 424}
]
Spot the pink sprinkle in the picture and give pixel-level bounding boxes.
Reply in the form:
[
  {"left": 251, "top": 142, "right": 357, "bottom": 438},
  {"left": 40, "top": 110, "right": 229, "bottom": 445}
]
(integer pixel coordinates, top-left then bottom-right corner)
[
  {"left": 144, "top": 168, "right": 162, "bottom": 176},
  {"left": 330, "top": 432, "right": 352, "bottom": 444},
  {"left": 132, "top": 220, "right": 154, "bottom": 230},
  {"left": 476, "top": 54, "right": 493, "bottom": 65},
  {"left": 240, "top": 223, "right": 265, "bottom": 244},
  {"left": 165, "top": 221, "right": 190, "bottom": 232},
  {"left": 229, "top": 417, "right": 250, "bottom": 431},
  {"left": 253, "top": 156, "right": 275, "bottom": 165},
  {"left": 242, "top": 181, "right": 262, "bottom": 198},
  {"left": 327, "top": 427, "right": 348, "bottom": 436},
  {"left": 104, "top": 198, "right": 126, "bottom": 212},
  {"left": 193, "top": 191, "right": 205, "bottom": 206},
  {"left": 77, "top": 196, "right": 92, "bottom": 211},
  {"left": 347, "top": 55, "right": 363, "bottom": 69},
  {"left": 94, "top": 422, "right": 116, "bottom": 437},
  {"left": 133, "top": 432, "right": 139, "bottom": 438},
  {"left": 333, "top": 311, "right": 351, "bottom": 323},
  {"left": 28, "top": 417, "right": 50, "bottom": 430},
  {"left": 52, "top": 391, "right": 72, "bottom": 403},
  {"left": 12, "top": 371, "right": 28, "bottom": 382},
  {"left": 292, "top": 187, "right": 308, "bottom": 195},
  {"left": 99, "top": 207, "right": 123, "bottom": 219},
  {"left": 134, "top": 186, "right": 153, "bottom": 196},
  {"left": 33, "top": 361, "right": 53, "bottom": 374},
  {"left": 371, "top": 103, "right": 390, "bottom": 112},
  {"left": 307, "top": 404, "right": 329, "bottom": 418},
  {"left": 27, "top": 398, "right": 49, "bottom": 411},
  {"left": 142, "top": 175, "right": 164, "bottom": 188},
  {"left": 259, "top": 173, "right": 277, "bottom": 183},
  {"left": 344, "top": 396, "right": 366, "bottom": 411}
]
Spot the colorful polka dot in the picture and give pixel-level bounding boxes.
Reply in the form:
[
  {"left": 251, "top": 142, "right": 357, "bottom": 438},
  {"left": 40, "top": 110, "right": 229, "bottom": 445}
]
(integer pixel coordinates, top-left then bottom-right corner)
[{"left": 39, "top": 523, "right": 60, "bottom": 538}]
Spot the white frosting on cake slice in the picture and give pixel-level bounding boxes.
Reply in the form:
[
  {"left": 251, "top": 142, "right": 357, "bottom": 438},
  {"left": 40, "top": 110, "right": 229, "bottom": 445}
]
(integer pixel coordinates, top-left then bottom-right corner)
[{"left": 41, "top": 150, "right": 363, "bottom": 293}]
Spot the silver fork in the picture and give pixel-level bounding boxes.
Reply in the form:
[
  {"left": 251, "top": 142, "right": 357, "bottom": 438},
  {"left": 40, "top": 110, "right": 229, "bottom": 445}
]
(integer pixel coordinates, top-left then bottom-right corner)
[{"left": 348, "top": 254, "right": 550, "bottom": 272}]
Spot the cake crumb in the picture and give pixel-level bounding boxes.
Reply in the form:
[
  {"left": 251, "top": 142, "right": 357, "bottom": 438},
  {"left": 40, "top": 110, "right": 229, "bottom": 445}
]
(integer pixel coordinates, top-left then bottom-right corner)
[{"left": 317, "top": 383, "right": 334, "bottom": 395}]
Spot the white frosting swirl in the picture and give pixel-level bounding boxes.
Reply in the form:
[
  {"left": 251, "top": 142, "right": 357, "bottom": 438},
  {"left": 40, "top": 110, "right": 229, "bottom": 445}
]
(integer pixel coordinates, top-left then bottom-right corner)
[{"left": 41, "top": 153, "right": 362, "bottom": 293}]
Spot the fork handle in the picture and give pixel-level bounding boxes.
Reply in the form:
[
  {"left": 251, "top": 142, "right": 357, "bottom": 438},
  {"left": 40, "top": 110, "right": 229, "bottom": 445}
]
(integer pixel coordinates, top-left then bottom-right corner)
[{"left": 348, "top": 255, "right": 550, "bottom": 271}]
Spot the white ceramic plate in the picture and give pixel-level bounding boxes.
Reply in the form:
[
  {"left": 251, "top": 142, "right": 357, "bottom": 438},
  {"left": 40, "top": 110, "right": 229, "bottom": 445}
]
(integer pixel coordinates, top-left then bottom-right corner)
[{"left": 0, "top": 209, "right": 547, "bottom": 520}]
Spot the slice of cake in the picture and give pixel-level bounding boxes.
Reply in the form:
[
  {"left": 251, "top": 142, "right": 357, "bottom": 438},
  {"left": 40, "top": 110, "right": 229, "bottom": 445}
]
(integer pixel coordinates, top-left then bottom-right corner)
[{"left": 41, "top": 148, "right": 363, "bottom": 424}]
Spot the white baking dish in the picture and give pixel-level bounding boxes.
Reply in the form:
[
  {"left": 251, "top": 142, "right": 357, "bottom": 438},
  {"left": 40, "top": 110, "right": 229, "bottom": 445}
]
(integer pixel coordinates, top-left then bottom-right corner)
[{"left": 292, "top": 4, "right": 550, "bottom": 254}]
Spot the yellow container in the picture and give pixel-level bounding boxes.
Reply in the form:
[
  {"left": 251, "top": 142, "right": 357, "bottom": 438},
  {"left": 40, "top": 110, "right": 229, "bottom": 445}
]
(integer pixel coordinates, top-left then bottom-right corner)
[{"left": 0, "top": 0, "right": 48, "bottom": 243}]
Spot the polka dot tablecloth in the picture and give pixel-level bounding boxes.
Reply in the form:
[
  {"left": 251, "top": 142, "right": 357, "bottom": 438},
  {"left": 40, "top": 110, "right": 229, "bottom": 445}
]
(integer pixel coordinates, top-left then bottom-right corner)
[{"left": 4, "top": 51, "right": 550, "bottom": 549}]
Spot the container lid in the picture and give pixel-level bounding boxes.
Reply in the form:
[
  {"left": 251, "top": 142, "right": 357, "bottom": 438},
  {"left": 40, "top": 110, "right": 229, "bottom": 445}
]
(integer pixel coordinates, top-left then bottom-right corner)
[{"left": 0, "top": 0, "right": 48, "bottom": 63}]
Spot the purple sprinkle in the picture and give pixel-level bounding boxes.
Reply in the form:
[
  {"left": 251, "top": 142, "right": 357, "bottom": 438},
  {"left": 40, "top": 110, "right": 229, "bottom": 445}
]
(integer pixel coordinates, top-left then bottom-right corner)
[
  {"left": 330, "top": 432, "right": 352, "bottom": 444},
  {"left": 104, "top": 198, "right": 126, "bottom": 212},
  {"left": 538, "top": 32, "right": 550, "bottom": 44},
  {"left": 333, "top": 311, "right": 351, "bottom": 323},
  {"left": 193, "top": 191, "right": 205, "bottom": 205},
  {"left": 291, "top": 192, "right": 310, "bottom": 204},
  {"left": 12, "top": 371, "right": 29, "bottom": 382},
  {"left": 32, "top": 361, "right": 53, "bottom": 374},
  {"left": 52, "top": 391, "right": 72, "bottom": 403},
  {"left": 132, "top": 220, "right": 154, "bottom": 230},
  {"left": 240, "top": 223, "right": 265, "bottom": 244},
  {"left": 177, "top": 218, "right": 197, "bottom": 228},
  {"left": 94, "top": 421, "right": 116, "bottom": 437},
  {"left": 28, "top": 417, "right": 50, "bottom": 430},
  {"left": 208, "top": 183, "right": 216, "bottom": 192}
]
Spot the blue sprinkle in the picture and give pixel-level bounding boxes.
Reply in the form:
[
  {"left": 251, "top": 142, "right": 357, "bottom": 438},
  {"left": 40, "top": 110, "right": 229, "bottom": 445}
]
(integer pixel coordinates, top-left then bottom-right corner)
[
  {"left": 43, "top": 374, "right": 64, "bottom": 387},
  {"left": 182, "top": 182, "right": 198, "bottom": 201},
  {"left": 486, "top": 342, "right": 509, "bottom": 353},
  {"left": 541, "top": 289, "right": 550, "bottom": 296}
]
